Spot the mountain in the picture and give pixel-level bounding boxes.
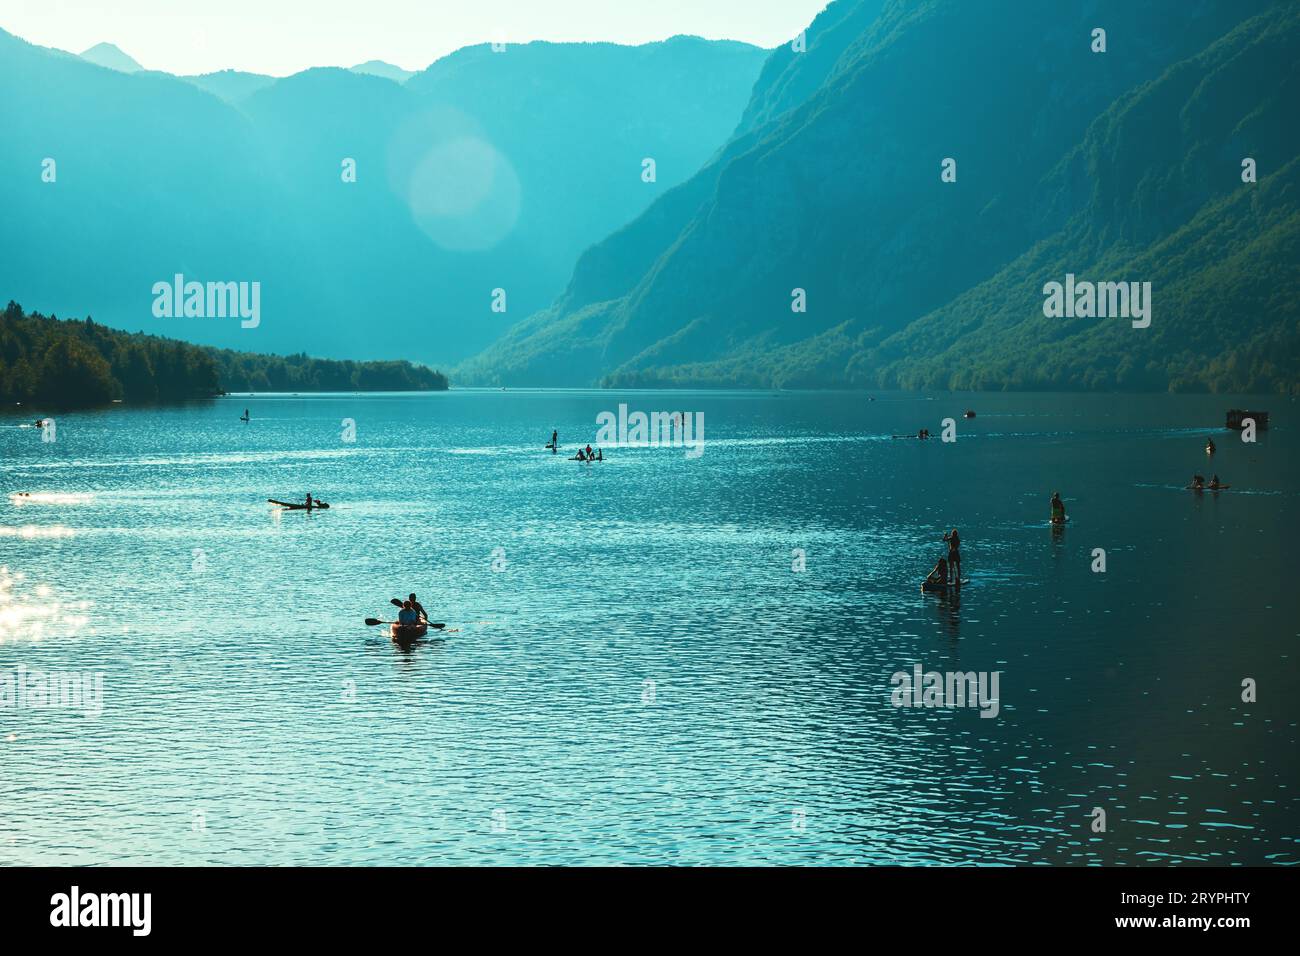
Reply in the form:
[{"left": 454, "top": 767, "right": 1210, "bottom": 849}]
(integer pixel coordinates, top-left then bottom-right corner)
[
  {"left": 78, "top": 42, "right": 142, "bottom": 73},
  {"left": 0, "top": 28, "right": 766, "bottom": 366},
  {"left": 181, "top": 69, "right": 277, "bottom": 103},
  {"left": 460, "top": 0, "right": 1298, "bottom": 394},
  {"left": 865, "top": 8, "right": 1300, "bottom": 393},
  {"left": 350, "top": 60, "right": 414, "bottom": 83}
]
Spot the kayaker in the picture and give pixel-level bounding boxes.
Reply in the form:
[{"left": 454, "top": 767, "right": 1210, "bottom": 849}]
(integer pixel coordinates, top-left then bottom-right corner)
[
  {"left": 1050, "top": 491, "right": 1066, "bottom": 522},
  {"left": 1206, "top": 437, "right": 1216, "bottom": 454},
  {"left": 943, "top": 529, "right": 961, "bottom": 585},
  {"left": 1209, "top": 474, "right": 1223, "bottom": 490},
  {"left": 1190, "top": 474, "right": 1205, "bottom": 490},
  {"left": 408, "top": 593, "right": 428, "bottom": 623},
  {"left": 397, "top": 600, "right": 419, "bottom": 626},
  {"left": 575, "top": 449, "right": 587, "bottom": 461}
]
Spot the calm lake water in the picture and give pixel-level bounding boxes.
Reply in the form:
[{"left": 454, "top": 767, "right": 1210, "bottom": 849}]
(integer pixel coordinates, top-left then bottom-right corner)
[{"left": 1, "top": 390, "right": 1296, "bottom": 866}]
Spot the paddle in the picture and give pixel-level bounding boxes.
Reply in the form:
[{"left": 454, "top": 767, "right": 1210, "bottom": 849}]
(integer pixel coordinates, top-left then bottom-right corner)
[
  {"left": 366, "top": 616, "right": 447, "bottom": 632},
  {"left": 389, "top": 597, "right": 445, "bottom": 628}
]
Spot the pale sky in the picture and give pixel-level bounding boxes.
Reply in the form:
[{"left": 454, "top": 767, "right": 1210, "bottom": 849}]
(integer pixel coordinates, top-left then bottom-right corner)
[{"left": 4, "top": 0, "right": 828, "bottom": 76}]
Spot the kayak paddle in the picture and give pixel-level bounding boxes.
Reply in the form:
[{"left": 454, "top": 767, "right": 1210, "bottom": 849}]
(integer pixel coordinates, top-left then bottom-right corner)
[
  {"left": 389, "top": 597, "right": 444, "bottom": 627},
  {"left": 364, "top": 617, "right": 446, "bottom": 630}
]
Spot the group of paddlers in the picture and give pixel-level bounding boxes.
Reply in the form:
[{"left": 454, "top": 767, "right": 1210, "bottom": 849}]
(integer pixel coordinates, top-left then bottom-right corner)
[
  {"left": 924, "top": 528, "right": 963, "bottom": 589},
  {"left": 546, "top": 430, "right": 604, "bottom": 461},
  {"left": 923, "top": 493, "right": 1071, "bottom": 590}
]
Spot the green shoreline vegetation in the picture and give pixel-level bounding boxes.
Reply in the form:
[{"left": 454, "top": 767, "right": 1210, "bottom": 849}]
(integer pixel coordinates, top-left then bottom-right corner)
[{"left": 1, "top": 301, "right": 449, "bottom": 410}]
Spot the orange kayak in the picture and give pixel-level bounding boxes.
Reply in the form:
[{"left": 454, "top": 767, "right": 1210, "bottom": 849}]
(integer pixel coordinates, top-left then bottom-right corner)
[{"left": 390, "top": 623, "right": 427, "bottom": 642}]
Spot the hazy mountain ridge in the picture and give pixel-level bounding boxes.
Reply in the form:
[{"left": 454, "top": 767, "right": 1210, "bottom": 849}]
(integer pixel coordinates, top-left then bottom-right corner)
[
  {"left": 78, "top": 42, "right": 142, "bottom": 73},
  {"left": 181, "top": 69, "right": 277, "bottom": 104},
  {"left": 350, "top": 60, "right": 415, "bottom": 83},
  {"left": 460, "top": 0, "right": 1295, "bottom": 393},
  {"left": 0, "top": 26, "right": 766, "bottom": 366}
]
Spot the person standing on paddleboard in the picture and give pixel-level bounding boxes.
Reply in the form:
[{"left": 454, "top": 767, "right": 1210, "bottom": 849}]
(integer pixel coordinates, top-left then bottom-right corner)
[
  {"left": 551, "top": 429, "right": 558, "bottom": 452},
  {"left": 1050, "top": 491, "right": 1066, "bottom": 523},
  {"left": 943, "top": 529, "right": 961, "bottom": 586}
]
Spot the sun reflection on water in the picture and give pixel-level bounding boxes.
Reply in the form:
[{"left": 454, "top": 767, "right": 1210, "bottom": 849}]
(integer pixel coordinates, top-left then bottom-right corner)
[
  {"left": 9, "top": 492, "right": 95, "bottom": 506},
  {"left": 0, "top": 567, "right": 92, "bottom": 644}
]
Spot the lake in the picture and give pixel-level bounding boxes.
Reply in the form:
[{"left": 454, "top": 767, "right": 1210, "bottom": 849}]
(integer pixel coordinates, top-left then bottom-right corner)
[{"left": 1, "top": 389, "right": 1295, "bottom": 865}]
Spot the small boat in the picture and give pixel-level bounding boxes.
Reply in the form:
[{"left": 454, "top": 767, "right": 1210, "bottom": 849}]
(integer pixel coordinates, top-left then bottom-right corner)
[
  {"left": 267, "top": 499, "right": 330, "bottom": 510},
  {"left": 1188, "top": 484, "right": 1230, "bottom": 492},
  {"left": 390, "top": 622, "right": 427, "bottom": 643},
  {"left": 963, "top": 410, "right": 975, "bottom": 419}
]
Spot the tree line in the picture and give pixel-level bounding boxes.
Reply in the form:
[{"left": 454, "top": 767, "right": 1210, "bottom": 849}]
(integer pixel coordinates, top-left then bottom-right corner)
[{"left": 1, "top": 301, "right": 449, "bottom": 409}]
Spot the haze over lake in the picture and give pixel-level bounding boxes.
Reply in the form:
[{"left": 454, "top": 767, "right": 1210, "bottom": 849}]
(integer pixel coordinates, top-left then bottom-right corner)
[{"left": 2, "top": 391, "right": 1294, "bottom": 865}]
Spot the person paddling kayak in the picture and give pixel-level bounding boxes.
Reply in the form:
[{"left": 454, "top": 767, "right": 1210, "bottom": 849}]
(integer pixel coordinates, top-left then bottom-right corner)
[
  {"left": 1050, "top": 492, "right": 1067, "bottom": 523},
  {"left": 397, "top": 600, "right": 420, "bottom": 625},
  {"left": 408, "top": 593, "right": 428, "bottom": 623}
]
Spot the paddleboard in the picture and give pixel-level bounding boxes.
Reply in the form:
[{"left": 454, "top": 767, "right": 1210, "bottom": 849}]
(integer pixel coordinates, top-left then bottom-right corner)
[
  {"left": 921, "top": 579, "right": 970, "bottom": 592},
  {"left": 1188, "top": 485, "right": 1230, "bottom": 491}
]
